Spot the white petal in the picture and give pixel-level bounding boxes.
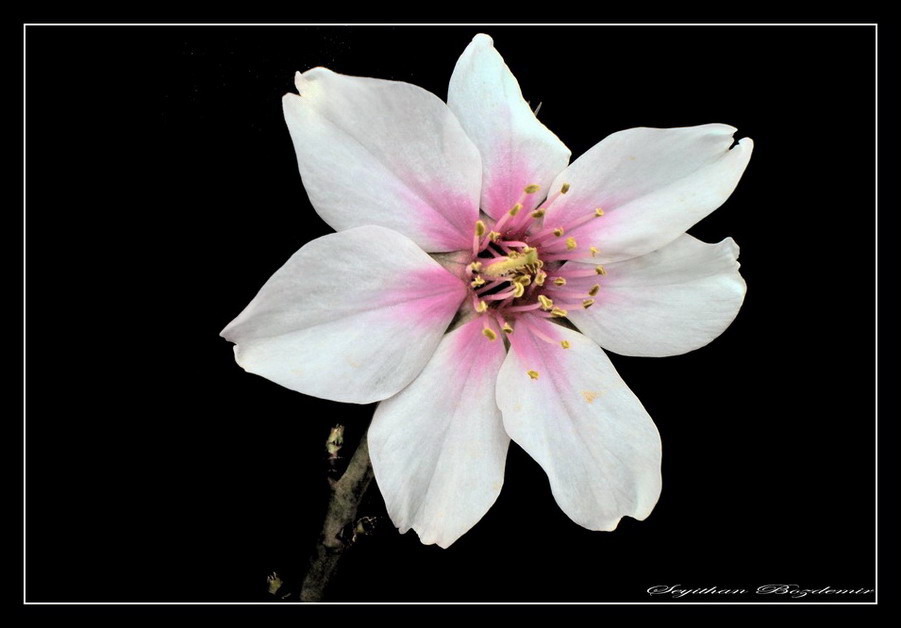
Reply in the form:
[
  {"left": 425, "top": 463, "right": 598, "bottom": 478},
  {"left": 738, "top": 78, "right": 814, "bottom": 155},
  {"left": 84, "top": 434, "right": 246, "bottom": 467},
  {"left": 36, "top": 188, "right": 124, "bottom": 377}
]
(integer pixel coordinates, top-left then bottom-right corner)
[
  {"left": 370, "top": 318, "right": 509, "bottom": 548},
  {"left": 497, "top": 316, "right": 662, "bottom": 531},
  {"left": 220, "top": 226, "right": 468, "bottom": 404},
  {"left": 545, "top": 124, "right": 753, "bottom": 262},
  {"left": 448, "top": 34, "right": 571, "bottom": 220},
  {"left": 567, "top": 235, "right": 746, "bottom": 357},
  {"left": 283, "top": 68, "right": 482, "bottom": 252}
]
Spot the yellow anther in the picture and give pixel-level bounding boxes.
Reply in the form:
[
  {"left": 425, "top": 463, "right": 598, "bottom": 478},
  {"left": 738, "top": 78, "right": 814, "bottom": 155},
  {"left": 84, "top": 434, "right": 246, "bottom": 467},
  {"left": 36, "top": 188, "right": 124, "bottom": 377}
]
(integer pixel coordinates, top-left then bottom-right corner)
[
  {"left": 595, "top": 265, "right": 607, "bottom": 276},
  {"left": 514, "top": 274, "right": 532, "bottom": 286},
  {"left": 560, "top": 340, "right": 571, "bottom": 349},
  {"left": 502, "top": 322, "right": 514, "bottom": 334},
  {"left": 538, "top": 295, "right": 554, "bottom": 311},
  {"left": 475, "top": 220, "right": 486, "bottom": 236},
  {"left": 550, "top": 307, "right": 568, "bottom": 318},
  {"left": 561, "top": 183, "right": 571, "bottom": 194},
  {"left": 534, "top": 270, "right": 547, "bottom": 286},
  {"left": 469, "top": 261, "right": 483, "bottom": 272},
  {"left": 588, "top": 284, "right": 600, "bottom": 297},
  {"left": 488, "top": 231, "right": 501, "bottom": 242},
  {"left": 553, "top": 227, "right": 565, "bottom": 237},
  {"left": 482, "top": 327, "right": 498, "bottom": 341},
  {"left": 531, "top": 209, "right": 546, "bottom": 218},
  {"left": 482, "top": 247, "right": 540, "bottom": 279},
  {"left": 527, "top": 370, "right": 540, "bottom": 380},
  {"left": 475, "top": 300, "right": 488, "bottom": 313},
  {"left": 524, "top": 184, "right": 541, "bottom": 194},
  {"left": 553, "top": 277, "right": 567, "bottom": 286},
  {"left": 471, "top": 277, "right": 486, "bottom": 288},
  {"left": 589, "top": 246, "right": 599, "bottom": 257},
  {"left": 565, "top": 237, "right": 577, "bottom": 250},
  {"left": 509, "top": 203, "right": 523, "bottom": 216},
  {"left": 595, "top": 207, "right": 605, "bottom": 217},
  {"left": 512, "top": 282, "right": 526, "bottom": 298},
  {"left": 582, "top": 298, "right": 596, "bottom": 309}
]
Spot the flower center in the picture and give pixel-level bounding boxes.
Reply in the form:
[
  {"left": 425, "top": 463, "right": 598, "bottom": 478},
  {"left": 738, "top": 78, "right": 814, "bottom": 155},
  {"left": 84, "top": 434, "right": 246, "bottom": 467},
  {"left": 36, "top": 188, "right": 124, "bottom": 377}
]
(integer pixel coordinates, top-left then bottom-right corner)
[{"left": 465, "top": 183, "right": 608, "bottom": 344}]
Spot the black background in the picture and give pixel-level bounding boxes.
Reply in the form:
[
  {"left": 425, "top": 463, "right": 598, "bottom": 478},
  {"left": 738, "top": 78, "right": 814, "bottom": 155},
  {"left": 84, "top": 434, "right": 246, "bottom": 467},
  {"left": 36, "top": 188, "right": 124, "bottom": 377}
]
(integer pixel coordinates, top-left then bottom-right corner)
[{"left": 24, "top": 25, "right": 879, "bottom": 604}]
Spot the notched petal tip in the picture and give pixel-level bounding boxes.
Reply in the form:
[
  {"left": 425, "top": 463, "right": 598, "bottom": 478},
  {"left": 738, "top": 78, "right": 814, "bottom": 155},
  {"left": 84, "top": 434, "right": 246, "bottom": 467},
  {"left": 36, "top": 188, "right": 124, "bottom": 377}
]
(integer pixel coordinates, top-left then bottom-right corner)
[
  {"left": 733, "top": 136, "right": 754, "bottom": 153},
  {"left": 292, "top": 66, "right": 335, "bottom": 94}
]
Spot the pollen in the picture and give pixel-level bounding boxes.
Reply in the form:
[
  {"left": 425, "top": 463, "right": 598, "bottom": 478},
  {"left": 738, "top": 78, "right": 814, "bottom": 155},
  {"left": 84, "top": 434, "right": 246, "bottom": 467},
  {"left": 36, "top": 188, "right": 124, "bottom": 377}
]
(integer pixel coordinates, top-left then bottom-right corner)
[
  {"left": 550, "top": 307, "right": 568, "bottom": 318},
  {"left": 560, "top": 340, "right": 571, "bottom": 349},
  {"left": 488, "top": 231, "right": 502, "bottom": 242},
  {"left": 565, "top": 237, "right": 577, "bottom": 250},
  {"left": 471, "top": 277, "right": 486, "bottom": 288},
  {"left": 469, "top": 261, "right": 483, "bottom": 272},
  {"left": 482, "top": 327, "right": 498, "bottom": 341},
  {"left": 595, "top": 207, "right": 605, "bottom": 217},
  {"left": 538, "top": 295, "right": 554, "bottom": 310},
  {"left": 475, "top": 220, "right": 487, "bottom": 236},
  {"left": 475, "top": 300, "right": 488, "bottom": 313},
  {"left": 588, "top": 284, "right": 600, "bottom": 296},
  {"left": 524, "top": 184, "right": 541, "bottom": 194},
  {"left": 527, "top": 370, "right": 540, "bottom": 380}
]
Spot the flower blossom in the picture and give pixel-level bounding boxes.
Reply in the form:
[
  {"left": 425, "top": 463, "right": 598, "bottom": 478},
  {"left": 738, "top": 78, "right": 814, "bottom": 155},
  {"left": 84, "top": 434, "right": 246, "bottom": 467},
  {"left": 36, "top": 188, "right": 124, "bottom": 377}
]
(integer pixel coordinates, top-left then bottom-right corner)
[{"left": 221, "top": 34, "right": 753, "bottom": 548}]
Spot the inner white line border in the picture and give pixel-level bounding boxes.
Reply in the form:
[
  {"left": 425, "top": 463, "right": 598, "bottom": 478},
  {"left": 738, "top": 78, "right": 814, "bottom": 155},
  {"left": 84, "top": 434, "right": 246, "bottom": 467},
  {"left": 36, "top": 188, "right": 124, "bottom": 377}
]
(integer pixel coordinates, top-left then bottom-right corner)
[{"left": 21, "top": 21, "right": 880, "bottom": 607}]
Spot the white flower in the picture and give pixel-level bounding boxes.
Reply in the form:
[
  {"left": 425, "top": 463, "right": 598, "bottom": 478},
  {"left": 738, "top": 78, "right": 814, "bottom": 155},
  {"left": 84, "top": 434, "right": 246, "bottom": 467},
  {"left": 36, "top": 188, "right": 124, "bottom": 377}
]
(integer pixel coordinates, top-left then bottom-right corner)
[{"left": 221, "top": 34, "right": 753, "bottom": 548}]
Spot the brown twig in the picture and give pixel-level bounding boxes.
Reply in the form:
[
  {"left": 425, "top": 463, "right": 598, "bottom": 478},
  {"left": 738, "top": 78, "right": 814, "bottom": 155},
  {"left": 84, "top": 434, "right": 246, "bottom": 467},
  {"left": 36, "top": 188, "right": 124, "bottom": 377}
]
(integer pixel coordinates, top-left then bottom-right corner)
[{"left": 299, "top": 431, "right": 374, "bottom": 601}]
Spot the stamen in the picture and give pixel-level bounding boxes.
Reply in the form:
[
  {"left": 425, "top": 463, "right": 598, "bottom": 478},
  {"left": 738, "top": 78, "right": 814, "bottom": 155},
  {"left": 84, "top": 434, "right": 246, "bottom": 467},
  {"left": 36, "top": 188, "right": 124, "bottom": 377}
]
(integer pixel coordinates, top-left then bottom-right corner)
[
  {"left": 482, "top": 327, "right": 498, "bottom": 341},
  {"left": 471, "top": 277, "right": 486, "bottom": 288},
  {"left": 502, "top": 322, "right": 514, "bottom": 334},
  {"left": 527, "top": 370, "right": 540, "bottom": 380},
  {"left": 538, "top": 295, "right": 554, "bottom": 311},
  {"left": 550, "top": 307, "right": 568, "bottom": 318},
  {"left": 470, "top": 261, "right": 483, "bottom": 272},
  {"left": 488, "top": 231, "right": 501, "bottom": 242},
  {"left": 589, "top": 246, "right": 599, "bottom": 257},
  {"left": 512, "top": 282, "right": 526, "bottom": 298},
  {"left": 553, "top": 227, "right": 565, "bottom": 237},
  {"left": 588, "top": 284, "right": 600, "bottom": 297},
  {"left": 565, "top": 237, "right": 578, "bottom": 250},
  {"left": 534, "top": 270, "right": 547, "bottom": 286},
  {"left": 530, "top": 209, "right": 546, "bottom": 219},
  {"left": 524, "top": 184, "right": 541, "bottom": 194},
  {"left": 475, "top": 300, "right": 488, "bottom": 313},
  {"left": 582, "top": 299, "right": 595, "bottom": 309},
  {"left": 560, "top": 340, "right": 571, "bottom": 349},
  {"left": 596, "top": 265, "right": 607, "bottom": 275},
  {"left": 560, "top": 183, "right": 571, "bottom": 194},
  {"left": 482, "top": 247, "right": 540, "bottom": 279},
  {"left": 475, "top": 220, "right": 486, "bottom": 237},
  {"left": 595, "top": 207, "right": 605, "bottom": 216}
]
